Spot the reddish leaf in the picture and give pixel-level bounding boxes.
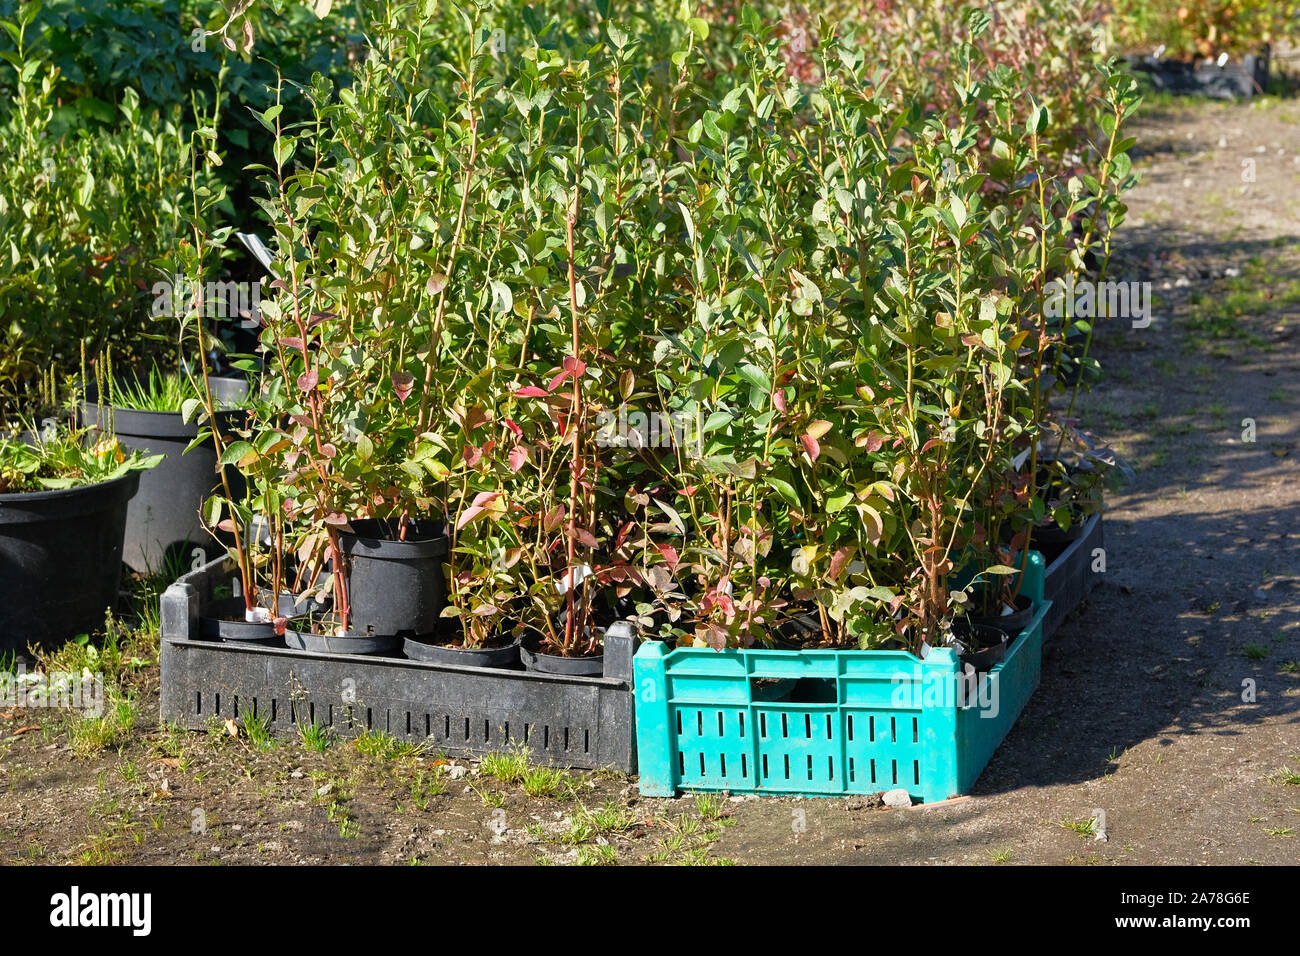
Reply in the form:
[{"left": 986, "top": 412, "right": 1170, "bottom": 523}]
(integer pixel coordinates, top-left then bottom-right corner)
[
  {"left": 456, "top": 491, "right": 501, "bottom": 530},
  {"left": 508, "top": 446, "right": 527, "bottom": 472},
  {"left": 279, "top": 336, "right": 304, "bottom": 350},
  {"left": 773, "top": 389, "right": 787, "bottom": 413},
  {"left": 656, "top": 543, "right": 680, "bottom": 570},
  {"left": 392, "top": 371, "right": 415, "bottom": 402},
  {"left": 297, "top": 369, "right": 319, "bottom": 391},
  {"left": 514, "top": 386, "right": 549, "bottom": 398},
  {"left": 573, "top": 528, "right": 599, "bottom": 549},
  {"left": 323, "top": 512, "right": 349, "bottom": 526},
  {"left": 320, "top": 443, "right": 337, "bottom": 458},
  {"left": 828, "top": 545, "right": 852, "bottom": 580},
  {"left": 801, "top": 433, "right": 820, "bottom": 461},
  {"left": 463, "top": 444, "right": 483, "bottom": 467},
  {"left": 503, "top": 418, "right": 523, "bottom": 439},
  {"left": 860, "top": 432, "right": 884, "bottom": 453},
  {"left": 562, "top": 355, "right": 587, "bottom": 376},
  {"left": 548, "top": 369, "right": 571, "bottom": 393}
]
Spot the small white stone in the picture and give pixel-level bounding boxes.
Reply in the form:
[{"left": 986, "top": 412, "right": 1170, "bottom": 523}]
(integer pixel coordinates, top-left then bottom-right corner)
[{"left": 883, "top": 788, "right": 913, "bottom": 809}]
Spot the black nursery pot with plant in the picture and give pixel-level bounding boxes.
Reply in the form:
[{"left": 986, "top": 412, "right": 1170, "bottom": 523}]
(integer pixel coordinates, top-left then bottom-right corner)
[
  {"left": 952, "top": 621, "right": 1010, "bottom": 673},
  {"left": 0, "top": 472, "right": 140, "bottom": 652},
  {"left": 199, "top": 596, "right": 281, "bottom": 644},
  {"left": 339, "top": 518, "right": 448, "bottom": 640},
  {"left": 969, "top": 592, "right": 1035, "bottom": 640},
  {"left": 81, "top": 377, "right": 248, "bottom": 574},
  {"left": 403, "top": 630, "right": 522, "bottom": 668}
]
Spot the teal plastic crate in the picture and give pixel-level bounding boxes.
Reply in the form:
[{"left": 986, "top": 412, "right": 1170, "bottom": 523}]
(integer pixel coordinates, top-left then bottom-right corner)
[{"left": 634, "top": 552, "right": 1049, "bottom": 802}]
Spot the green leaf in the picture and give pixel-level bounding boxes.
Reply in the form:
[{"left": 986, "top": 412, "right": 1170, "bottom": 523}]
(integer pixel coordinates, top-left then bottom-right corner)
[
  {"left": 766, "top": 477, "right": 801, "bottom": 509},
  {"left": 219, "top": 441, "right": 254, "bottom": 466}
]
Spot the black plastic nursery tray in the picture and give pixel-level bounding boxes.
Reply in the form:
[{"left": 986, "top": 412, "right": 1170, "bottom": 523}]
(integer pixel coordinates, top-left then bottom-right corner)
[
  {"left": 1040, "top": 512, "right": 1103, "bottom": 640},
  {"left": 160, "top": 557, "right": 636, "bottom": 772}
]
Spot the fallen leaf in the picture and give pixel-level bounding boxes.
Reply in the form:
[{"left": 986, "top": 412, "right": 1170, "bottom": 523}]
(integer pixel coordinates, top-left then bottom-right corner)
[{"left": 223, "top": 718, "right": 240, "bottom": 738}]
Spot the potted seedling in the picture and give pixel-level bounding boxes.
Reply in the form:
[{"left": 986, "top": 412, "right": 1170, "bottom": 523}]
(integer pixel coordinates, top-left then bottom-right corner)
[{"left": 0, "top": 372, "right": 160, "bottom": 650}]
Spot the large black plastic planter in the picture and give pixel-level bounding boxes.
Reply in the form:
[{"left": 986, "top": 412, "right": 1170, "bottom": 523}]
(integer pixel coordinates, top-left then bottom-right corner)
[
  {"left": 160, "top": 556, "right": 637, "bottom": 772},
  {"left": 1128, "top": 50, "right": 1269, "bottom": 100},
  {"left": 81, "top": 396, "right": 245, "bottom": 574},
  {"left": 340, "top": 519, "right": 448, "bottom": 639},
  {"left": 0, "top": 472, "right": 140, "bottom": 652},
  {"left": 1040, "top": 512, "right": 1103, "bottom": 640}
]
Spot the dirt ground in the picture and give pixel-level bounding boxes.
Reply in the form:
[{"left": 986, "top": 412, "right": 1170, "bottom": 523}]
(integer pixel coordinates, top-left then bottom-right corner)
[{"left": 2, "top": 93, "right": 1299, "bottom": 867}]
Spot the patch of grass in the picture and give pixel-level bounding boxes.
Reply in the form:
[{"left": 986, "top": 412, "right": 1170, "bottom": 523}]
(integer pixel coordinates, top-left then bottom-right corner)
[
  {"left": 299, "top": 720, "right": 334, "bottom": 752},
  {"left": 522, "top": 766, "right": 573, "bottom": 799},
  {"left": 352, "top": 728, "right": 422, "bottom": 761},
  {"left": 243, "top": 710, "right": 275, "bottom": 752},
  {"left": 1269, "top": 761, "right": 1300, "bottom": 786},
  {"left": 1059, "top": 816, "right": 1099, "bottom": 837},
  {"left": 989, "top": 848, "right": 1012, "bottom": 863},
  {"left": 469, "top": 782, "right": 506, "bottom": 809},
  {"left": 587, "top": 801, "right": 635, "bottom": 834},
  {"left": 37, "top": 613, "right": 155, "bottom": 689},
  {"left": 1264, "top": 826, "right": 1294, "bottom": 837},
  {"left": 695, "top": 793, "right": 725, "bottom": 821},
  {"left": 575, "top": 845, "right": 617, "bottom": 866},
  {"left": 408, "top": 767, "right": 447, "bottom": 810},
  {"left": 69, "top": 692, "right": 138, "bottom": 756},
  {"left": 1244, "top": 644, "right": 1269, "bottom": 661},
  {"left": 671, "top": 814, "right": 701, "bottom": 837},
  {"left": 1281, "top": 660, "right": 1300, "bottom": 675},
  {"left": 557, "top": 817, "right": 595, "bottom": 845},
  {"left": 314, "top": 778, "right": 358, "bottom": 839},
  {"left": 480, "top": 749, "right": 530, "bottom": 785}
]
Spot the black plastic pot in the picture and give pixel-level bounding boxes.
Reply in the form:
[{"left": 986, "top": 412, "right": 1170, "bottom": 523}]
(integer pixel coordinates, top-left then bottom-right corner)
[
  {"left": 521, "top": 646, "right": 604, "bottom": 676},
  {"left": 80, "top": 398, "right": 246, "bottom": 574},
  {"left": 284, "top": 622, "right": 400, "bottom": 656},
  {"left": 403, "top": 635, "right": 521, "bottom": 668},
  {"left": 340, "top": 519, "right": 448, "bottom": 639},
  {"left": 0, "top": 472, "right": 140, "bottom": 651},
  {"left": 953, "top": 622, "right": 1008, "bottom": 673},
  {"left": 255, "top": 586, "right": 331, "bottom": 620},
  {"left": 969, "top": 593, "right": 1034, "bottom": 641},
  {"left": 200, "top": 597, "right": 280, "bottom": 644}
]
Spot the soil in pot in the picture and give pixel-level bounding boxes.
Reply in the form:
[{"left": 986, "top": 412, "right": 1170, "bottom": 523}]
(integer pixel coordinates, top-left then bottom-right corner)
[
  {"left": 952, "top": 621, "right": 1009, "bottom": 672},
  {"left": 340, "top": 518, "right": 448, "bottom": 639},
  {"left": 200, "top": 597, "right": 281, "bottom": 644},
  {"left": 0, "top": 472, "right": 141, "bottom": 652}
]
